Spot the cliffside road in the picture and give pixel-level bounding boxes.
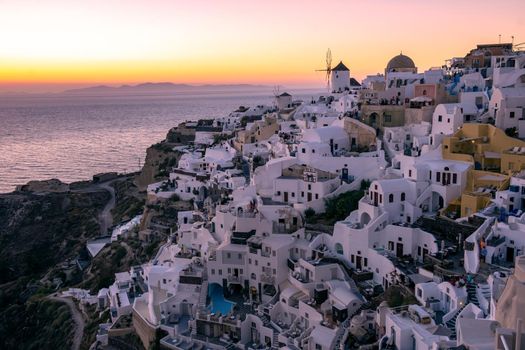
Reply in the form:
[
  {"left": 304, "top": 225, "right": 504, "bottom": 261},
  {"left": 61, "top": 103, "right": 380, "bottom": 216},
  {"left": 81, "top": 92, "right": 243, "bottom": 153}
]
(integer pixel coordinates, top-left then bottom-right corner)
[
  {"left": 97, "top": 182, "right": 115, "bottom": 235},
  {"left": 47, "top": 294, "right": 85, "bottom": 350}
]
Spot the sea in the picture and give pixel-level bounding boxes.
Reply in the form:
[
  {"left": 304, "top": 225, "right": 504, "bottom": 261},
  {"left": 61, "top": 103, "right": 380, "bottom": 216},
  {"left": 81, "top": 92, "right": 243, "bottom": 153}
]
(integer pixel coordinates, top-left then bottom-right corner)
[{"left": 0, "top": 88, "right": 322, "bottom": 193}]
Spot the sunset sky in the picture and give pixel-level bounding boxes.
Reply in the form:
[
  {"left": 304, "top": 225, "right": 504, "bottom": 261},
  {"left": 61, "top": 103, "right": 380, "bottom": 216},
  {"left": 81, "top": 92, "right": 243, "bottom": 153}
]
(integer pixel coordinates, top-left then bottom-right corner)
[{"left": 1, "top": 0, "right": 524, "bottom": 92}]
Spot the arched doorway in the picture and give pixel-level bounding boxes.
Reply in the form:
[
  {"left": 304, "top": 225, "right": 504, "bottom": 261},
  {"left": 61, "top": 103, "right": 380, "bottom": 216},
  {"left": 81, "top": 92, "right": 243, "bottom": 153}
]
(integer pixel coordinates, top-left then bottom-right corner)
[
  {"left": 360, "top": 212, "right": 371, "bottom": 226},
  {"left": 369, "top": 112, "right": 379, "bottom": 127},
  {"left": 431, "top": 192, "right": 444, "bottom": 212}
]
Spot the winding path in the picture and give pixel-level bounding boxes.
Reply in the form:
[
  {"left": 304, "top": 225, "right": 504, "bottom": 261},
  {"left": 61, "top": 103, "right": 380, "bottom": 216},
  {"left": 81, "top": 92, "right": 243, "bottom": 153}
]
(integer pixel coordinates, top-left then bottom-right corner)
[
  {"left": 97, "top": 181, "right": 116, "bottom": 235},
  {"left": 48, "top": 295, "right": 85, "bottom": 350}
]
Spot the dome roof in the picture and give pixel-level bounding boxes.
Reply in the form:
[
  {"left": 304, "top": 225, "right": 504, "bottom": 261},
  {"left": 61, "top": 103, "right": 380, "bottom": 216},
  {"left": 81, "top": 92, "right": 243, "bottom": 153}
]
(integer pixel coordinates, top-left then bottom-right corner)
[{"left": 386, "top": 53, "right": 416, "bottom": 71}]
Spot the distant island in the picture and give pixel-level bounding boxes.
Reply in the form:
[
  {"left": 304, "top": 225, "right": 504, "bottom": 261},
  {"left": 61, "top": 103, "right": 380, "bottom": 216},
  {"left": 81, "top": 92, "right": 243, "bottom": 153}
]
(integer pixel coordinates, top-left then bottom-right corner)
[{"left": 62, "top": 82, "right": 269, "bottom": 95}]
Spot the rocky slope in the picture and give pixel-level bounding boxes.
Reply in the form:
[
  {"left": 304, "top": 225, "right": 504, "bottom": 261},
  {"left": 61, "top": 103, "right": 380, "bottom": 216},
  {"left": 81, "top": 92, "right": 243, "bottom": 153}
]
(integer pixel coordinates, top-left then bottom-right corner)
[{"left": 0, "top": 181, "right": 109, "bottom": 349}]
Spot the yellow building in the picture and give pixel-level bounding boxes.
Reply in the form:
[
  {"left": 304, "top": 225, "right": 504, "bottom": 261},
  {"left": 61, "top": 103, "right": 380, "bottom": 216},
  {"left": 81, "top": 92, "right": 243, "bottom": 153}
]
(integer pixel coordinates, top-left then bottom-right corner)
[
  {"left": 442, "top": 123, "right": 525, "bottom": 216},
  {"left": 233, "top": 114, "right": 279, "bottom": 150},
  {"left": 442, "top": 123, "right": 525, "bottom": 173}
]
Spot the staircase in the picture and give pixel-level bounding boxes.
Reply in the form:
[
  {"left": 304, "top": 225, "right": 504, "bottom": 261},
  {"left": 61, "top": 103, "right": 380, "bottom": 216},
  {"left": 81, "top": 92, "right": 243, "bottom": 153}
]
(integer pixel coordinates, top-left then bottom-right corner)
[
  {"left": 466, "top": 283, "right": 480, "bottom": 307},
  {"left": 198, "top": 281, "right": 208, "bottom": 307},
  {"left": 445, "top": 305, "right": 466, "bottom": 339},
  {"left": 272, "top": 331, "right": 279, "bottom": 349}
]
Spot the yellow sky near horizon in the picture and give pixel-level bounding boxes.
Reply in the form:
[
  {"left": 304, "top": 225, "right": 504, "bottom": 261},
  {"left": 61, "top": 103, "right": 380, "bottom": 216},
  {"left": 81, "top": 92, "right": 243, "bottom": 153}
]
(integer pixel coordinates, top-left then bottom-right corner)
[{"left": 1, "top": 0, "right": 524, "bottom": 91}]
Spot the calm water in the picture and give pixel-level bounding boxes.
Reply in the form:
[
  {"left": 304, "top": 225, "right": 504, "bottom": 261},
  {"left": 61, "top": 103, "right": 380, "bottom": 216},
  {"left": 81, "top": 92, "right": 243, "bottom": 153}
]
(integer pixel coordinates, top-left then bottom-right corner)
[{"left": 0, "top": 89, "right": 321, "bottom": 193}]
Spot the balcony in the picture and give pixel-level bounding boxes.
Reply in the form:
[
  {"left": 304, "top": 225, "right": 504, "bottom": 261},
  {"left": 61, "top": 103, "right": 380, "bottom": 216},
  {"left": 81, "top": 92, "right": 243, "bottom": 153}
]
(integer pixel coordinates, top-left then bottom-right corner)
[
  {"left": 261, "top": 250, "right": 271, "bottom": 258},
  {"left": 260, "top": 274, "right": 275, "bottom": 284},
  {"left": 227, "top": 275, "right": 242, "bottom": 283},
  {"left": 291, "top": 271, "right": 309, "bottom": 284}
]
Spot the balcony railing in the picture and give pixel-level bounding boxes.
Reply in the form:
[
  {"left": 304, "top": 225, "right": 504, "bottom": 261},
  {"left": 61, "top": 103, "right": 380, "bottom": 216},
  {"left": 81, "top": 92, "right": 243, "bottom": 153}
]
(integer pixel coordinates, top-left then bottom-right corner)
[
  {"left": 227, "top": 275, "right": 242, "bottom": 283},
  {"left": 260, "top": 274, "right": 275, "bottom": 284}
]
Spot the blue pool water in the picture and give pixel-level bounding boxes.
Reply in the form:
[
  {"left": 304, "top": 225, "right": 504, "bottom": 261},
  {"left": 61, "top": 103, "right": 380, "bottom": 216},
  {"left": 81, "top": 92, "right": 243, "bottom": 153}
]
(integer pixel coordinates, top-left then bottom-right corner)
[{"left": 208, "top": 283, "right": 235, "bottom": 315}]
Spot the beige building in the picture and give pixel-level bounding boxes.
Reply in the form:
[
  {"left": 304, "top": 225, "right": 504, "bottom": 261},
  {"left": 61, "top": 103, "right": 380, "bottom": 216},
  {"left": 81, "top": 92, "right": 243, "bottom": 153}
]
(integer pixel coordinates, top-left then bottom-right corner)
[
  {"left": 360, "top": 104, "right": 405, "bottom": 131},
  {"left": 233, "top": 114, "right": 279, "bottom": 150},
  {"left": 343, "top": 117, "right": 376, "bottom": 150}
]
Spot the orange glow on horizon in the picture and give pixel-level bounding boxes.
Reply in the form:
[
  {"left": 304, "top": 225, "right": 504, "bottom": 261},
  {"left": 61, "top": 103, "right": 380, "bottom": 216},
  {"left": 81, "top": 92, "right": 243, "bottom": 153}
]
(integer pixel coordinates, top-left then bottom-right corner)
[{"left": 1, "top": 0, "right": 524, "bottom": 91}]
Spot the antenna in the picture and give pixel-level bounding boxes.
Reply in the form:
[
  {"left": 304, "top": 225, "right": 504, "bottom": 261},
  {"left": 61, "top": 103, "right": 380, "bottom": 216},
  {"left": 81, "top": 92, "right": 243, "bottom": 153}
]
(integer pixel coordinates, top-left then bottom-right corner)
[{"left": 315, "top": 48, "right": 332, "bottom": 92}]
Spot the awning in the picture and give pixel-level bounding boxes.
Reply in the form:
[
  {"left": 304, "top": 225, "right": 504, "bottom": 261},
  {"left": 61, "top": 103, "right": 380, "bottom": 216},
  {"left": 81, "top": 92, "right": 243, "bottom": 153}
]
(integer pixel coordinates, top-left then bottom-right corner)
[{"left": 484, "top": 151, "right": 501, "bottom": 159}]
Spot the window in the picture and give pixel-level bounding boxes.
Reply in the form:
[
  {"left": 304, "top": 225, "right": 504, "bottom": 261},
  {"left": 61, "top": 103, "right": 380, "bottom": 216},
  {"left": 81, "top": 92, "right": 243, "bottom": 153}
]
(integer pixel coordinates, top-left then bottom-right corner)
[
  {"left": 452, "top": 173, "right": 457, "bottom": 184},
  {"left": 438, "top": 115, "right": 442, "bottom": 122},
  {"left": 510, "top": 111, "right": 515, "bottom": 118},
  {"left": 388, "top": 241, "right": 394, "bottom": 250},
  {"left": 227, "top": 253, "right": 231, "bottom": 258},
  {"left": 277, "top": 191, "right": 281, "bottom": 196},
  {"left": 401, "top": 192, "right": 406, "bottom": 201},
  {"left": 447, "top": 118, "right": 450, "bottom": 123},
  {"left": 292, "top": 192, "right": 295, "bottom": 197},
  {"left": 308, "top": 184, "right": 312, "bottom": 190},
  {"left": 436, "top": 172, "right": 441, "bottom": 182},
  {"left": 429, "top": 171, "right": 432, "bottom": 180},
  {"left": 351, "top": 254, "right": 355, "bottom": 263},
  {"left": 218, "top": 269, "right": 222, "bottom": 275},
  {"left": 238, "top": 253, "right": 242, "bottom": 259},
  {"left": 418, "top": 246, "right": 421, "bottom": 256},
  {"left": 384, "top": 115, "right": 392, "bottom": 123},
  {"left": 255, "top": 260, "right": 258, "bottom": 266},
  {"left": 301, "top": 148, "right": 305, "bottom": 153},
  {"left": 301, "top": 191, "right": 304, "bottom": 197},
  {"left": 315, "top": 194, "right": 319, "bottom": 200},
  {"left": 312, "top": 149, "right": 315, "bottom": 154},
  {"left": 228, "top": 268, "right": 231, "bottom": 273},
  {"left": 389, "top": 194, "right": 394, "bottom": 203},
  {"left": 509, "top": 162, "right": 515, "bottom": 170},
  {"left": 409, "top": 170, "right": 412, "bottom": 177},
  {"left": 211, "top": 269, "right": 215, "bottom": 275},
  {"left": 364, "top": 258, "right": 368, "bottom": 267}
]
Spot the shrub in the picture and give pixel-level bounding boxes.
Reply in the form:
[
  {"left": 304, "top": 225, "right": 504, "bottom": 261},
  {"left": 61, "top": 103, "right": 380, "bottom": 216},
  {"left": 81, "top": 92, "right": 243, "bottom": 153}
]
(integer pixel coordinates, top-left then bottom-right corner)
[{"left": 304, "top": 208, "right": 316, "bottom": 219}]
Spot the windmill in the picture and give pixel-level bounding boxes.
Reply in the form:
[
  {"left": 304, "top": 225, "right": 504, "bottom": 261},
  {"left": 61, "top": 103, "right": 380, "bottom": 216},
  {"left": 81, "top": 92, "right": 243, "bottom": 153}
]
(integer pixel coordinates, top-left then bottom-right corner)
[
  {"left": 272, "top": 85, "right": 281, "bottom": 98},
  {"left": 316, "top": 48, "right": 332, "bottom": 92}
]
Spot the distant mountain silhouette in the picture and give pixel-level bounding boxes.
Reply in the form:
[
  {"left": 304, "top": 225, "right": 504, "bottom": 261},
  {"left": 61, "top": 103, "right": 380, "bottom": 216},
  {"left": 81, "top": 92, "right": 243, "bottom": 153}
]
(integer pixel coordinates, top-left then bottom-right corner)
[{"left": 63, "top": 82, "right": 269, "bottom": 94}]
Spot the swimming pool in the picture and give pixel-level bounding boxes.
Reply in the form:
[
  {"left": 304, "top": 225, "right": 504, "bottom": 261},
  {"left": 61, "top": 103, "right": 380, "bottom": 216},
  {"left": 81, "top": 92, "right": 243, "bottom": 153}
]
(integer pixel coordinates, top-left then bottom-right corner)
[{"left": 208, "top": 283, "right": 235, "bottom": 315}]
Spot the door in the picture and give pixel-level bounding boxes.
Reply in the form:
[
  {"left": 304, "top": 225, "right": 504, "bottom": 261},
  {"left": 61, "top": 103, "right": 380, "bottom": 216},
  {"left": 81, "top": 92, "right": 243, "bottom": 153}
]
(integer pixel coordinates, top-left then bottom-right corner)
[
  {"left": 307, "top": 192, "right": 312, "bottom": 201},
  {"left": 396, "top": 243, "right": 404, "bottom": 258},
  {"left": 507, "top": 246, "right": 515, "bottom": 263},
  {"left": 373, "top": 192, "right": 378, "bottom": 206},
  {"left": 342, "top": 168, "right": 349, "bottom": 182},
  {"left": 356, "top": 256, "right": 362, "bottom": 270},
  {"left": 284, "top": 192, "right": 288, "bottom": 202}
]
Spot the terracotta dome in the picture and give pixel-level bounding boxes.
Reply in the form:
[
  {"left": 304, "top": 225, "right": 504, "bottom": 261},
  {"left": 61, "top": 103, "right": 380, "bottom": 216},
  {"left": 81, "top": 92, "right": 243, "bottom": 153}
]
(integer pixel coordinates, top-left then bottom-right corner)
[{"left": 386, "top": 53, "right": 416, "bottom": 71}]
